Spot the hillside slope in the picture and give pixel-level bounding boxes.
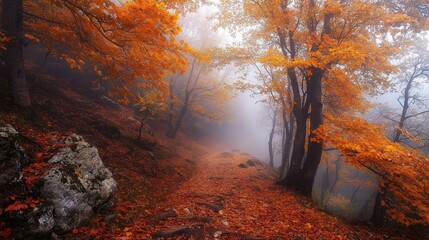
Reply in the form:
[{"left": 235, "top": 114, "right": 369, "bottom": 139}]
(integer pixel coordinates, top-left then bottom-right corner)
[{"left": 0, "top": 68, "right": 208, "bottom": 238}]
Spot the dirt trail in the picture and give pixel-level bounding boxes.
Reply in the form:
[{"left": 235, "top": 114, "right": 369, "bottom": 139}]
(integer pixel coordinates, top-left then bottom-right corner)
[{"left": 133, "top": 151, "right": 414, "bottom": 240}]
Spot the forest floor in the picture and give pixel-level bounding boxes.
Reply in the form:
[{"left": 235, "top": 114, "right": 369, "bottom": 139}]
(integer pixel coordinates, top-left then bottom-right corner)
[
  {"left": 0, "top": 66, "right": 425, "bottom": 239},
  {"left": 98, "top": 151, "right": 422, "bottom": 240}
]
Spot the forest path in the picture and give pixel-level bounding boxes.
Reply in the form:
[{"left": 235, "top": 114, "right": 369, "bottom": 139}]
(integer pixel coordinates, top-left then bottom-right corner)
[{"left": 136, "top": 151, "right": 407, "bottom": 239}]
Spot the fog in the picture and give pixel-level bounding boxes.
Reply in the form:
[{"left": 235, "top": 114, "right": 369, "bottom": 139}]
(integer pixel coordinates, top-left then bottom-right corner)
[
  {"left": 21, "top": 4, "right": 428, "bottom": 225},
  {"left": 213, "top": 91, "right": 271, "bottom": 161}
]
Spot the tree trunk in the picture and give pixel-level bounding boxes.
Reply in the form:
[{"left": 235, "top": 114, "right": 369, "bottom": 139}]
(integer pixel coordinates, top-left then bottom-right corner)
[
  {"left": 268, "top": 110, "right": 277, "bottom": 168},
  {"left": 300, "top": 68, "right": 324, "bottom": 196},
  {"left": 166, "top": 105, "right": 187, "bottom": 138},
  {"left": 137, "top": 111, "right": 149, "bottom": 142},
  {"left": 278, "top": 115, "right": 306, "bottom": 189},
  {"left": 166, "top": 93, "right": 190, "bottom": 139},
  {"left": 393, "top": 76, "right": 413, "bottom": 142},
  {"left": 277, "top": 66, "right": 309, "bottom": 190},
  {"left": 278, "top": 108, "right": 294, "bottom": 180},
  {"left": 2, "top": 0, "right": 30, "bottom": 107},
  {"left": 371, "top": 187, "right": 386, "bottom": 225}
]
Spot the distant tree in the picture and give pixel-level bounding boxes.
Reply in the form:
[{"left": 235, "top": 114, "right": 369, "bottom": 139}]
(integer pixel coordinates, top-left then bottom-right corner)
[
  {"left": 165, "top": 11, "right": 231, "bottom": 139},
  {"left": 166, "top": 53, "right": 231, "bottom": 138},
  {"left": 391, "top": 40, "right": 429, "bottom": 145},
  {"left": 134, "top": 91, "right": 166, "bottom": 143},
  {"left": 267, "top": 104, "right": 278, "bottom": 168}
]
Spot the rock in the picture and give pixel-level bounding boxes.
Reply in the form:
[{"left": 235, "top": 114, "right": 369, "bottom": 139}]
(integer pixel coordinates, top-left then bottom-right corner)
[
  {"left": 152, "top": 224, "right": 203, "bottom": 239},
  {"left": 152, "top": 226, "right": 190, "bottom": 239},
  {"left": 249, "top": 158, "right": 264, "bottom": 166},
  {"left": 154, "top": 210, "right": 178, "bottom": 222},
  {"left": 246, "top": 159, "right": 256, "bottom": 166},
  {"left": 183, "top": 208, "right": 191, "bottom": 214},
  {"left": 196, "top": 202, "right": 222, "bottom": 213},
  {"left": 184, "top": 215, "right": 212, "bottom": 223},
  {"left": 26, "top": 204, "right": 55, "bottom": 235},
  {"left": 0, "top": 125, "right": 27, "bottom": 189},
  {"left": 1, "top": 128, "right": 116, "bottom": 238},
  {"left": 39, "top": 134, "right": 117, "bottom": 232},
  {"left": 238, "top": 163, "right": 248, "bottom": 168},
  {"left": 6, "top": 202, "right": 55, "bottom": 239},
  {"left": 213, "top": 230, "right": 222, "bottom": 238}
]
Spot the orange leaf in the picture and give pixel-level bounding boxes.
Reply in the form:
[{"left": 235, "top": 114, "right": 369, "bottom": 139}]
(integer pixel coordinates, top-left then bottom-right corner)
[{"left": 5, "top": 202, "right": 28, "bottom": 212}]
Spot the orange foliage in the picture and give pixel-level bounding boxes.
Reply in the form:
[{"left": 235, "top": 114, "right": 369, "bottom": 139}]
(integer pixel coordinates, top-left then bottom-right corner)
[
  {"left": 24, "top": 0, "right": 192, "bottom": 103},
  {"left": 314, "top": 114, "right": 429, "bottom": 226}
]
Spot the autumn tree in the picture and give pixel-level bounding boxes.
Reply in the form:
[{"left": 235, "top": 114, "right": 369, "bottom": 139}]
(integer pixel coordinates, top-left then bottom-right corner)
[
  {"left": 315, "top": 114, "right": 429, "bottom": 226},
  {"left": 165, "top": 11, "right": 231, "bottom": 139},
  {"left": 166, "top": 53, "right": 231, "bottom": 138},
  {"left": 2, "top": 0, "right": 194, "bottom": 107},
  {"left": 215, "top": 0, "right": 413, "bottom": 196},
  {"left": 135, "top": 90, "right": 166, "bottom": 143}
]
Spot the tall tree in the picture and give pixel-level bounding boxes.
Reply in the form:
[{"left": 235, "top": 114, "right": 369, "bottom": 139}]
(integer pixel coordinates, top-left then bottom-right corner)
[
  {"left": 216, "top": 0, "right": 407, "bottom": 196},
  {"left": 2, "top": 0, "right": 30, "bottom": 107},
  {"left": 2, "top": 0, "right": 193, "bottom": 107}
]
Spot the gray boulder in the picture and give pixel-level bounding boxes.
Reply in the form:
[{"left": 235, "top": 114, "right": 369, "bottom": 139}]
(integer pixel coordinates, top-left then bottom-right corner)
[
  {"left": 39, "top": 134, "right": 117, "bottom": 233},
  {"left": 0, "top": 125, "right": 27, "bottom": 188},
  {"left": 0, "top": 128, "right": 116, "bottom": 238}
]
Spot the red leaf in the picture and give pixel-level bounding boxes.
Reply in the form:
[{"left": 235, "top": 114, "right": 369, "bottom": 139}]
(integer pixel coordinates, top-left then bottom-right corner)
[{"left": 5, "top": 202, "right": 28, "bottom": 212}]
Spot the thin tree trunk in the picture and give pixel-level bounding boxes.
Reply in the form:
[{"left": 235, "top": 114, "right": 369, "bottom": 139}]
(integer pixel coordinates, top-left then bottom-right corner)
[
  {"left": 166, "top": 93, "right": 190, "bottom": 139},
  {"left": 268, "top": 110, "right": 277, "bottom": 168},
  {"left": 371, "top": 187, "right": 386, "bottom": 225},
  {"left": 278, "top": 108, "right": 294, "bottom": 180},
  {"left": 348, "top": 185, "right": 361, "bottom": 218},
  {"left": 137, "top": 111, "right": 149, "bottom": 142},
  {"left": 166, "top": 78, "right": 175, "bottom": 137},
  {"left": 2, "top": 0, "right": 30, "bottom": 107},
  {"left": 359, "top": 191, "right": 377, "bottom": 220},
  {"left": 393, "top": 76, "right": 413, "bottom": 142}
]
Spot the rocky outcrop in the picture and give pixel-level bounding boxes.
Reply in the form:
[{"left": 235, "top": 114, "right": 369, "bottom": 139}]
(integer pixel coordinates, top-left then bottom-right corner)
[
  {"left": 40, "top": 134, "right": 117, "bottom": 233},
  {"left": 0, "top": 126, "right": 27, "bottom": 189},
  {"left": 0, "top": 127, "right": 116, "bottom": 238}
]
